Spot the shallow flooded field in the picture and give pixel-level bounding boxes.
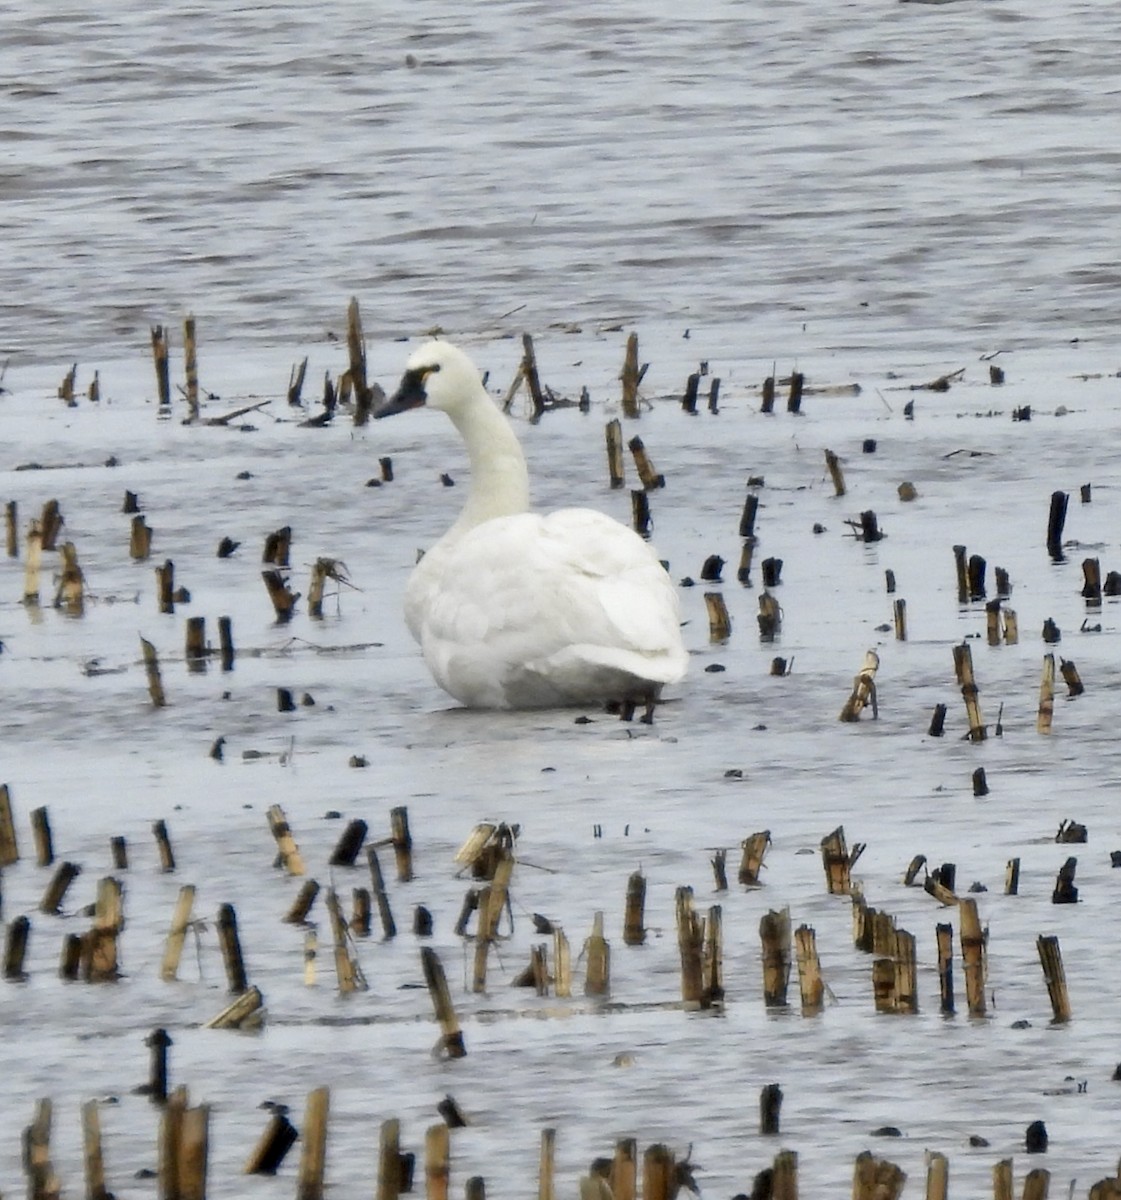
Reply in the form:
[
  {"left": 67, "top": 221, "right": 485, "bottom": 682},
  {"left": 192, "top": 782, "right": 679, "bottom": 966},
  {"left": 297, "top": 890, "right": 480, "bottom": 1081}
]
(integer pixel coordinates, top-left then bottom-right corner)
[
  {"left": 5, "top": 0, "right": 1121, "bottom": 1193},
  {"left": 3, "top": 331, "right": 1121, "bottom": 1197}
]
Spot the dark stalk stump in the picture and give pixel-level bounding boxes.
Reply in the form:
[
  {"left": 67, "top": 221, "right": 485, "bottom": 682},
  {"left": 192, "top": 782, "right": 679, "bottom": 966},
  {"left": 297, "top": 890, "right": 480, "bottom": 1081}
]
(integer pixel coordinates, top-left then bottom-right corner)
[{"left": 1046, "top": 491, "right": 1068, "bottom": 562}]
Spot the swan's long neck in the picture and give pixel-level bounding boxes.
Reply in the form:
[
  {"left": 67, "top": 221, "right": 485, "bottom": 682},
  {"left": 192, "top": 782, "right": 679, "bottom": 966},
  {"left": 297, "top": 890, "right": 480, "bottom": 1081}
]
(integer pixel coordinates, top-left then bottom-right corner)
[{"left": 446, "top": 386, "right": 531, "bottom": 537}]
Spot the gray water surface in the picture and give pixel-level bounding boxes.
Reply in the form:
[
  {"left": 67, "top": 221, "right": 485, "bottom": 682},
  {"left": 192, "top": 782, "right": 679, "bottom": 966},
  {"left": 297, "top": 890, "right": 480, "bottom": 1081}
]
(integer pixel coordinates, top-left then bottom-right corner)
[
  {"left": 4, "top": 6, "right": 1121, "bottom": 1195},
  {"left": 2, "top": 0, "right": 1117, "bottom": 364}
]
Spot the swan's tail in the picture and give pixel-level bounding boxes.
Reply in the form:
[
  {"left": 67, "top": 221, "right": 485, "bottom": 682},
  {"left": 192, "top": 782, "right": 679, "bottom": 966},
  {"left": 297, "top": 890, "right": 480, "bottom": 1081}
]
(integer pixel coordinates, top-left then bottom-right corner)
[{"left": 508, "top": 643, "right": 687, "bottom": 708}]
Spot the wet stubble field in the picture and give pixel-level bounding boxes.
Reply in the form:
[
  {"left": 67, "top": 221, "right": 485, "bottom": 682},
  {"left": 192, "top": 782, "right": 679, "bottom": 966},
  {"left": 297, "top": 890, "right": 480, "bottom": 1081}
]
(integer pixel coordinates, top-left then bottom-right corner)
[{"left": 3, "top": 332, "right": 1121, "bottom": 1197}]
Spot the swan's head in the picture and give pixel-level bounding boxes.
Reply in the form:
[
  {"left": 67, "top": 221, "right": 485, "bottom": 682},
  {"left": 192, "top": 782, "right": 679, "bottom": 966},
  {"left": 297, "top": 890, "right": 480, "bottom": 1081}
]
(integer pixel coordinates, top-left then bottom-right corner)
[{"left": 375, "top": 340, "right": 483, "bottom": 420}]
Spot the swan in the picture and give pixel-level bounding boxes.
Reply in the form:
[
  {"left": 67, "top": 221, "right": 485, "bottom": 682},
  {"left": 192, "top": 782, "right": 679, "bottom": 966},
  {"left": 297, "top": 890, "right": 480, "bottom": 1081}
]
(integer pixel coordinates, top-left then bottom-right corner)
[{"left": 374, "top": 340, "right": 688, "bottom": 709}]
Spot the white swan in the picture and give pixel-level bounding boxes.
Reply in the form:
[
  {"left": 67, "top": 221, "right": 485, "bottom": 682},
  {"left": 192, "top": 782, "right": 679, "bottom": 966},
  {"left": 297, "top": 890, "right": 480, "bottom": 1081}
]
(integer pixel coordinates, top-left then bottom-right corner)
[{"left": 375, "top": 340, "right": 688, "bottom": 709}]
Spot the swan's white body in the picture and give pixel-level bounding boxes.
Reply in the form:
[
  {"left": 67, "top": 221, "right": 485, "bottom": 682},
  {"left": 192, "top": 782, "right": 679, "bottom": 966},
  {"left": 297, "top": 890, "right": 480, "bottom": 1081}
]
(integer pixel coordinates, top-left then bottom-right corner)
[{"left": 376, "top": 341, "right": 688, "bottom": 709}]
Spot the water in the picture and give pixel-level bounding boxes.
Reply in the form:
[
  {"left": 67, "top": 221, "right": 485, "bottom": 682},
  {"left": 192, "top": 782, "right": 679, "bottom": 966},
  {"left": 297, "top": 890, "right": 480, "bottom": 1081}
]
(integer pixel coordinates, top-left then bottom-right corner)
[
  {"left": 3, "top": 0, "right": 1119, "bottom": 366},
  {"left": 4, "top": 4, "right": 1121, "bottom": 1198},
  {"left": 4, "top": 338, "right": 1121, "bottom": 1196}
]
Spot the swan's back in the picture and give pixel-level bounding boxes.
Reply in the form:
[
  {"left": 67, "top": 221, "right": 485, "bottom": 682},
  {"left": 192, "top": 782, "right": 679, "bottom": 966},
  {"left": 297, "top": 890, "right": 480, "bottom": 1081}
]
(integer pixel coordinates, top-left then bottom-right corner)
[{"left": 406, "top": 508, "right": 687, "bottom": 709}]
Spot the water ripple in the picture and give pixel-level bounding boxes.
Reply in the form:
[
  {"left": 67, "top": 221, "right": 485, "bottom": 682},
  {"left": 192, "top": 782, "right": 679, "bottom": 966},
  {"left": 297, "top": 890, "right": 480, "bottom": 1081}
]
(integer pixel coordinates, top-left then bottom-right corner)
[{"left": 0, "top": 0, "right": 1117, "bottom": 363}]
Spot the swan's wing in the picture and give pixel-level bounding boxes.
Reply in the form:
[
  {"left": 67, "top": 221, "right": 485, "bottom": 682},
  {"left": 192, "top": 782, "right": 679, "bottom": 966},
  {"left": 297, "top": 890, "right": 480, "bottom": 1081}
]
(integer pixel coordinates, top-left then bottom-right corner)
[
  {"left": 413, "top": 510, "right": 686, "bottom": 706},
  {"left": 533, "top": 508, "right": 684, "bottom": 658}
]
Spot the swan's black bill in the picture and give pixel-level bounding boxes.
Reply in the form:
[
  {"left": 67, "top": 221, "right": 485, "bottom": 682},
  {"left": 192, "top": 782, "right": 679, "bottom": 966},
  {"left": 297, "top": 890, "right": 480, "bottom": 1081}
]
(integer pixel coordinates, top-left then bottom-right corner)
[{"left": 375, "top": 365, "right": 435, "bottom": 418}]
